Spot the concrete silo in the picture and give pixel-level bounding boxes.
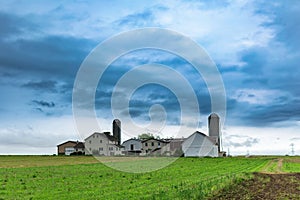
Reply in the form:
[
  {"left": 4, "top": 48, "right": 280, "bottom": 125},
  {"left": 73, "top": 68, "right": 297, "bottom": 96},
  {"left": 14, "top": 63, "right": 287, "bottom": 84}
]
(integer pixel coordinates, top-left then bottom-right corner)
[
  {"left": 208, "top": 113, "right": 220, "bottom": 152},
  {"left": 113, "top": 119, "right": 121, "bottom": 145}
]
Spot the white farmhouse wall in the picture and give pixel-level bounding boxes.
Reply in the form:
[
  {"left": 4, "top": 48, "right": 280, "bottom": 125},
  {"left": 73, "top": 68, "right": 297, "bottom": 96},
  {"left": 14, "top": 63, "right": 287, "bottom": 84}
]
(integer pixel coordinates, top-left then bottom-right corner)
[
  {"left": 85, "top": 133, "right": 110, "bottom": 155},
  {"left": 85, "top": 132, "right": 124, "bottom": 156}
]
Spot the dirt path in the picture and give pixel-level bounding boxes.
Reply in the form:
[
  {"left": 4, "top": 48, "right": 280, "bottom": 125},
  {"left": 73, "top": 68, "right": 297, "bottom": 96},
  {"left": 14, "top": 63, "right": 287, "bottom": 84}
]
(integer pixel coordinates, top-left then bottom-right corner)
[
  {"left": 261, "top": 158, "right": 284, "bottom": 174},
  {"left": 208, "top": 158, "right": 300, "bottom": 199},
  {"left": 208, "top": 173, "right": 300, "bottom": 200},
  {"left": 277, "top": 158, "right": 283, "bottom": 172}
]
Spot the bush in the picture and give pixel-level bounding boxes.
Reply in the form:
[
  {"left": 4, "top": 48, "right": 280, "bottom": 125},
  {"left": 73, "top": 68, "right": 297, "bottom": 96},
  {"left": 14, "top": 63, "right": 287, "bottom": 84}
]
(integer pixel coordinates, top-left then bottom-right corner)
[{"left": 70, "top": 151, "right": 85, "bottom": 156}]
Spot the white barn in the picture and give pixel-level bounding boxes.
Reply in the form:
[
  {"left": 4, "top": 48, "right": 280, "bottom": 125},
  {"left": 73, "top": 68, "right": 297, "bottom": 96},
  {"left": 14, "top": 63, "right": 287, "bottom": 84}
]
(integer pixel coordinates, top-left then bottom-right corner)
[
  {"left": 122, "top": 138, "right": 142, "bottom": 154},
  {"left": 182, "top": 131, "right": 218, "bottom": 157}
]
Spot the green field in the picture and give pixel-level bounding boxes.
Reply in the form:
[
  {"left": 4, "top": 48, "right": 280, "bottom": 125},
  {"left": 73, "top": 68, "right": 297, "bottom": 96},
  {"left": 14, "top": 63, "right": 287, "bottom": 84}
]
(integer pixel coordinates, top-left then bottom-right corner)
[
  {"left": 282, "top": 157, "right": 300, "bottom": 173},
  {"left": 0, "top": 156, "right": 298, "bottom": 199}
]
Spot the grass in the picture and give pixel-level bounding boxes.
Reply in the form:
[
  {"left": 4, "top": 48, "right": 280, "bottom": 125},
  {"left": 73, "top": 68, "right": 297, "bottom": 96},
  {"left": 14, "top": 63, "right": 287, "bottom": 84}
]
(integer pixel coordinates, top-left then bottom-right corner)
[
  {"left": 0, "top": 156, "right": 270, "bottom": 199},
  {"left": 0, "top": 155, "right": 98, "bottom": 168},
  {"left": 282, "top": 156, "right": 300, "bottom": 173}
]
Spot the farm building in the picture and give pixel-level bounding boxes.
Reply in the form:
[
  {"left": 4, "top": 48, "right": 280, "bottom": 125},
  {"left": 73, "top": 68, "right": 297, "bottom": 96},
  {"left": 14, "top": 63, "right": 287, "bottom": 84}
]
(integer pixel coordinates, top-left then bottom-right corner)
[
  {"left": 182, "top": 113, "right": 223, "bottom": 157},
  {"left": 59, "top": 114, "right": 225, "bottom": 157},
  {"left": 84, "top": 119, "right": 124, "bottom": 156},
  {"left": 73, "top": 142, "right": 85, "bottom": 155},
  {"left": 122, "top": 138, "right": 142, "bottom": 155},
  {"left": 182, "top": 131, "right": 218, "bottom": 157},
  {"left": 161, "top": 138, "right": 185, "bottom": 156},
  {"left": 85, "top": 132, "right": 124, "bottom": 156},
  {"left": 57, "top": 141, "right": 84, "bottom": 155},
  {"left": 122, "top": 137, "right": 186, "bottom": 156},
  {"left": 141, "top": 138, "right": 169, "bottom": 155}
]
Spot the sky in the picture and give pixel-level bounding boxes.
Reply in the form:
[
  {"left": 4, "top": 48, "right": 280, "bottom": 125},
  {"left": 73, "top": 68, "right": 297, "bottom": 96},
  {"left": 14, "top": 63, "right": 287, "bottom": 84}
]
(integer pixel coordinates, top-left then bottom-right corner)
[{"left": 0, "top": 0, "right": 299, "bottom": 155}]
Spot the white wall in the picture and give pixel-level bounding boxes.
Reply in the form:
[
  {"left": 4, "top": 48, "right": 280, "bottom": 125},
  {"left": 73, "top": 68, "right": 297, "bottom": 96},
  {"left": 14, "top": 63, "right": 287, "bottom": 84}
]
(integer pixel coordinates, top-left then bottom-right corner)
[
  {"left": 122, "top": 139, "right": 142, "bottom": 151},
  {"left": 182, "top": 132, "right": 218, "bottom": 157},
  {"left": 85, "top": 133, "right": 109, "bottom": 155},
  {"left": 85, "top": 133, "right": 124, "bottom": 156}
]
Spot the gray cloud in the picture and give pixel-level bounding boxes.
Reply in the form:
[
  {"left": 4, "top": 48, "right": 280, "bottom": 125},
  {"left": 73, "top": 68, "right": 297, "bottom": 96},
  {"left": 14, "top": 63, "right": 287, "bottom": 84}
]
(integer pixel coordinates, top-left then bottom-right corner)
[
  {"left": 0, "top": 12, "right": 38, "bottom": 38},
  {"left": 290, "top": 137, "right": 300, "bottom": 141},
  {"left": 1, "top": 3, "right": 300, "bottom": 133},
  {"left": 22, "top": 80, "right": 57, "bottom": 92},
  {"left": 32, "top": 100, "right": 55, "bottom": 108},
  {"left": 223, "top": 134, "right": 259, "bottom": 148}
]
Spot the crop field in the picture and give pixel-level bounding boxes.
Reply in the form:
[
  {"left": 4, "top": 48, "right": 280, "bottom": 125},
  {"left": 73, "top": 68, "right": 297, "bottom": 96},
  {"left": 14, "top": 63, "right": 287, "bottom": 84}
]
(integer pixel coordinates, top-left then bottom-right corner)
[
  {"left": 282, "top": 157, "right": 300, "bottom": 173},
  {"left": 0, "top": 156, "right": 299, "bottom": 199}
]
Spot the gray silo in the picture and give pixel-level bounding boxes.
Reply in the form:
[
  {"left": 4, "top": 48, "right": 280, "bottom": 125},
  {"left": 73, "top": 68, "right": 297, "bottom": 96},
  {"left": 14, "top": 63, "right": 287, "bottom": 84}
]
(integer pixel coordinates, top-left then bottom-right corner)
[
  {"left": 208, "top": 113, "right": 220, "bottom": 152},
  {"left": 113, "top": 119, "right": 121, "bottom": 145}
]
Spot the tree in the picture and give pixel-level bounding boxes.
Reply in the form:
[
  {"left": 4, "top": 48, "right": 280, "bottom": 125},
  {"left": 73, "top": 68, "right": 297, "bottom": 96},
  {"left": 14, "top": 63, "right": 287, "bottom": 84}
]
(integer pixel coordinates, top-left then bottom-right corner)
[{"left": 138, "top": 133, "right": 155, "bottom": 140}]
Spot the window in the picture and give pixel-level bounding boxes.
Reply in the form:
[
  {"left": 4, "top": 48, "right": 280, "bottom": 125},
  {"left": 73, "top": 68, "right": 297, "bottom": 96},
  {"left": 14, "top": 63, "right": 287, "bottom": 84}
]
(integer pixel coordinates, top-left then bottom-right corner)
[
  {"left": 130, "top": 144, "right": 134, "bottom": 151},
  {"left": 99, "top": 147, "right": 103, "bottom": 151},
  {"left": 158, "top": 142, "right": 160, "bottom": 147},
  {"left": 93, "top": 135, "right": 95, "bottom": 138},
  {"left": 151, "top": 142, "right": 154, "bottom": 146},
  {"left": 89, "top": 140, "right": 91, "bottom": 144},
  {"left": 145, "top": 143, "right": 148, "bottom": 147},
  {"left": 89, "top": 148, "right": 91, "bottom": 151},
  {"left": 109, "top": 147, "right": 113, "bottom": 151},
  {"left": 100, "top": 140, "right": 102, "bottom": 143}
]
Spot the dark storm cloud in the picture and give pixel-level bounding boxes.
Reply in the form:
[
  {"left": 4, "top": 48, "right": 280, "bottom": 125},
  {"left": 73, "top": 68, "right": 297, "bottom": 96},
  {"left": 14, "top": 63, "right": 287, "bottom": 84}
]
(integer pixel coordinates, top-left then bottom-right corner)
[
  {"left": 250, "top": 102, "right": 300, "bottom": 124},
  {"left": 226, "top": 97, "right": 300, "bottom": 127},
  {"left": 22, "top": 80, "right": 57, "bottom": 92},
  {"left": 1, "top": 3, "right": 300, "bottom": 130},
  {"left": 0, "top": 11, "right": 95, "bottom": 81},
  {"left": 32, "top": 100, "right": 55, "bottom": 108},
  {"left": 91, "top": 50, "right": 213, "bottom": 123},
  {"left": 0, "top": 12, "right": 38, "bottom": 38},
  {"left": 222, "top": 2, "right": 300, "bottom": 127},
  {"left": 0, "top": 35, "right": 94, "bottom": 79},
  {"left": 272, "top": 2, "right": 300, "bottom": 50},
  {"left": 32, "top": 105, "right": 61, "bottom": 117}
]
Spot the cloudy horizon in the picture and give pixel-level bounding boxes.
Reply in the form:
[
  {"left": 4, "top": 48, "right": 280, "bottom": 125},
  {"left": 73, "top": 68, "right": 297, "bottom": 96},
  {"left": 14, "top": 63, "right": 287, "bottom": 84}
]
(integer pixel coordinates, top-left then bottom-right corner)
[{"left": 0, "top": 0, "right": 299, "bottom": 155}]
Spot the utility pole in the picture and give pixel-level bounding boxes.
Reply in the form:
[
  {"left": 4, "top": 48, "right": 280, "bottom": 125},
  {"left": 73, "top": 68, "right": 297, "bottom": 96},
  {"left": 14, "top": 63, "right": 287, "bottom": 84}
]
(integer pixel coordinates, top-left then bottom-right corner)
[{"left": 291, "top": 143, "right": 295, "bottom": 156}]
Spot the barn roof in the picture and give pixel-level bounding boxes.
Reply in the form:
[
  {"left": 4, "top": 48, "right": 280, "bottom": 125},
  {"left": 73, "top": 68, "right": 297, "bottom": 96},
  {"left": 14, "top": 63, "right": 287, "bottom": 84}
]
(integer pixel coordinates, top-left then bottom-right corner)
[
  {"left": 74, "top": 142, "right": 85, "bottom": 149},
  {"left": 122, "top": 138, "right": 142, "bottom": 143},
  {"left": 57, "top": 140, "right": 77, "bottom": 147},
  {"left": 85, "top": 132, "right": 118, "bottom": 142},
  {"left": 141, "top": 138, "right": 169, "bottom": 143},
  {"left": 183, "top": 131, "right": 210, "bottom": 142}
]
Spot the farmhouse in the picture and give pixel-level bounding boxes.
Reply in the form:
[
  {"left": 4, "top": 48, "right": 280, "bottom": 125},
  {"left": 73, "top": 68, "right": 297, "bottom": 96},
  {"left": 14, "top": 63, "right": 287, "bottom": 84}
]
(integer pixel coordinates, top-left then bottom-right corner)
[
  {"left": 84, "top": 119, "right": 124, "bottom": 156},
  {"left": 57, "top": 141, "right": 85, "bottom": 155},
  {"left": 141, "top": 138, "right": 169, "bottom": 155},
  {"left": 85, "top": 132, "right": 124, "bottom": 156}
]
